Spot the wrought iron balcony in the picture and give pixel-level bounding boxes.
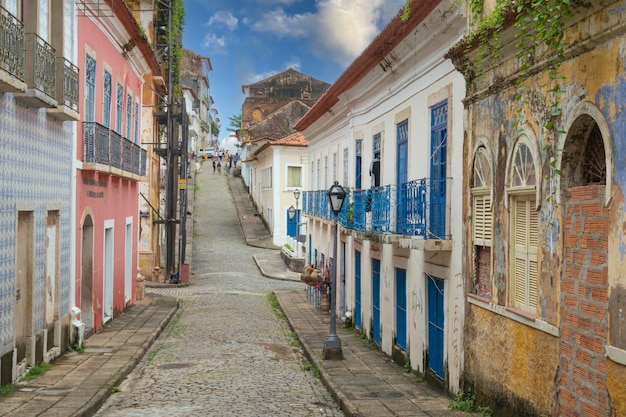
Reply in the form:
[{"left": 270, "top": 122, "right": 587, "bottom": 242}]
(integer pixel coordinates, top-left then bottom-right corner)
[
  {"left": 48, "top": 58, "right": 79, "bottom": 120},
  {"left": 83, "top": 122, "right": 147, "bottom": 178},
  {"left": 0, "top": 6, "right": 25, "bottom": 92},
  {"left": 16, "top": 33, "right": 56, "bottom": 107},
  {"left": 302, "top": 177, "right": 451, "bottom": 240},
  {"left": 399, "top": 178, "right": 450, "bottom": 239}
]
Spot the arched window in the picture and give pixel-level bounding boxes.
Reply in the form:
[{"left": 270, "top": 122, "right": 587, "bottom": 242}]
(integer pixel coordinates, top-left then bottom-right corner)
[
  {"left": 471, "top": 146, "right": 492, "bottom": 298},
  {"left": 509, "top": 141, "right": 538, "bottom": 313}
]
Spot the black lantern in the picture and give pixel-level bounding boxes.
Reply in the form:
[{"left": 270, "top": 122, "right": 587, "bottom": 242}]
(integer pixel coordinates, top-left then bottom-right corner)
[
  {"left": 287, "top": 205, "right": 296, "bottom": 220},
  {"left": 327, "top": 181, "right": 346, "bottom": 216}
]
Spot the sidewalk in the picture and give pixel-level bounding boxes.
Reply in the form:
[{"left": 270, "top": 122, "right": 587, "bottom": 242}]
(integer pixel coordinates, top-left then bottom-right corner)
[{"left": 0, "top": 295, "right": 178, "bottom": 417}]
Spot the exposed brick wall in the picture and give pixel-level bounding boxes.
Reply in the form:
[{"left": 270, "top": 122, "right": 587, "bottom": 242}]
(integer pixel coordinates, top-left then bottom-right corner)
[
  {"left": 557, "top": 184, "right": 611, "bottom": 416},
  {"left": 474, "top": 245, "right": 491, "bottom": 298}
]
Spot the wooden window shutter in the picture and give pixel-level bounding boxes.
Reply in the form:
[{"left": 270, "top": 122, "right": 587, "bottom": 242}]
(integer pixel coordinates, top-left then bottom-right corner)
[
  {"left": 473, "top": 193, "right": 492, "bottom": 247},
  {"left": 512, "top": 195, "right": 538, "bottom": 311}
]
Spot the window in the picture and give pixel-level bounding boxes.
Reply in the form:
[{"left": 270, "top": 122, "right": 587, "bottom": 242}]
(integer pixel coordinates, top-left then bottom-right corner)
[
  {"left": 85, "top": 55, "right": 96, "bottom": 122},
  {"left": 324, "top": 156, "right": 328, "bottom": 189},
  {"left": 126, "top": 92, "right": 133, "bottom": 139},
  {"left": 116, "top": 83, "right": 123, "bottom": 133},
  {"left": 134, "top": 102, "right": 139, "bottom": 143},
  {"left": 316, "top": 159, "right": 320, "bottom": 190},
  {"left": 103, "top": 71, "right": 111, "bottom": 127},
  {"left": 371, "top": 133, "right": 381, "bottom": 187},
  {"left": 355, "top": 140, "right": 362, "bottom": 189},
  {"left": 509, "top": 141, "right": 538, "bottom": 313},
  {"left": 343, "top": 147, "right": 349, "bottom": 186},
  {"left": 373, "top": 133, "right": 381, "bottom": 159},
  {"left": 471, "top": 146, "right": 493, "bottom": 298},
  {"left": 472, "top": 147, "right": 492, "bottom": 246},
  {"left": 262, "top": 167, "right": 272, "bottom": 188},
  {"left": 287, "top": 166, "right": 302, "bottom": 188},
  {"left": 332, "top": 152, "right": 337, "bottom": 182}
]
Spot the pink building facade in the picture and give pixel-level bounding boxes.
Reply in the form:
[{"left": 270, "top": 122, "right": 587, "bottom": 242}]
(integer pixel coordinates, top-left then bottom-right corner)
[{"left": 75, "top": 3, "right": 155, "bottom": 333}]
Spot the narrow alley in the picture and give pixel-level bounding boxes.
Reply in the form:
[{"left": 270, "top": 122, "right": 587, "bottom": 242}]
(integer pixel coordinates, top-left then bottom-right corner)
[{"left": 93, "top": 164, "right": 342, "bottom": 416}]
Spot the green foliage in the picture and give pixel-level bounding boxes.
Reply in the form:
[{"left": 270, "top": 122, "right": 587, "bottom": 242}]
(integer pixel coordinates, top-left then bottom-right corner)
[
  {"left": 228, "top": 114, "right": 244, "bottom": 139},
  {"left": 401, "top": 0, "right": 411, "bottom": 21},
  {"left": 211, "top": 120, "right": 220, "bottom": 138},
  {"left": 302, "top": 363, "right": 321, "bottom": 379},
  {"left": 23, "top": 362, "right": 53, "bottom": 381},
  {"left": 0, "top": 383, "right": 15, "bottom": 395},
  {"left": 283, "top": 243, "right": 293, "bottom": 251},
  {"left": 68, "top": 341, "right": 85, "bottom": 353},
  {"left": 268, "top": 292, "right": 287, "bottom": 321},
  {"left": 449, "top": 389, "right": 493, "bottom": 416}
]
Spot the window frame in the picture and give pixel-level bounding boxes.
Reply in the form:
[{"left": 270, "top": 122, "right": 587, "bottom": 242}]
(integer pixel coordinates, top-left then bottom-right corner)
[
  {"left": 286, "top": 165, "right": 302, "bottom": 189},
  {"left": 507, "top": 138, "right": 539, "bottom": 314}
]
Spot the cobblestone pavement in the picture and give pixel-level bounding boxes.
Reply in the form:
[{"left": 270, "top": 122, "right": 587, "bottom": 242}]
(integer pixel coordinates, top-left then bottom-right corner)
[{"left": 94, "top": 165, "right": 343, "bottom": 417}]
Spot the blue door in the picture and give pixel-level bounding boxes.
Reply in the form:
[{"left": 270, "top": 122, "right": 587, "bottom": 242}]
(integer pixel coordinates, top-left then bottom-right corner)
[
  {"left": 286, "top": 210, "right": 298, "bottom": 237},
  {"left": 396, "top": 120, "right": 408, "bottom": 233},
  {"left": 372, "top": 259, "right": 381, "bottom": 346},
  {"left": 396, "top": 268, "right": 407, "bottom": 350},
  {"left": 354, "top": 250, "right": 362, "bottom": 329},
  {"left": 430, "top": 101, "right": 447, "bottom": 238},
  {"left": 427, "top": 275, "right": 445, "bottom": 378}
]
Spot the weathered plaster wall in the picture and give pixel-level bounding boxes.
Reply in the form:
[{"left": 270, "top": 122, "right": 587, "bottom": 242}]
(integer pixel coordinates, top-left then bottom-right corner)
[{"left": 464, "top": 305, "right": 559, "bottom": 416}]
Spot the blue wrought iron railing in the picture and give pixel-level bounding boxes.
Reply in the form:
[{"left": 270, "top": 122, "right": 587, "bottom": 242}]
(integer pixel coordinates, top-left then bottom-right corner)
[
  {"left": 82, "top": 121, "right": 147, "bottom": 177},
  {"left": 302, "top": 177, "right": 451, "bottom": 239}
]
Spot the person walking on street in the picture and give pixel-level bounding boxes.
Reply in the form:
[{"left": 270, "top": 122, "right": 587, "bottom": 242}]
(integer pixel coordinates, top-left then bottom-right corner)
[
  {"left": 217, "top": 160, "right": 221, "bottom": 175},
  {"left": 212, "top": 159, "right": 216, "bottom": 174}
]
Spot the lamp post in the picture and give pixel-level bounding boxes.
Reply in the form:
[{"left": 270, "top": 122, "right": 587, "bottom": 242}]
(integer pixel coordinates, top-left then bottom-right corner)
[
  {"left": 293, "top": 188, "right": 300, "bottom": 238},
  {"left": 323, "top": 181, "right": 346, "bottom": 360}
]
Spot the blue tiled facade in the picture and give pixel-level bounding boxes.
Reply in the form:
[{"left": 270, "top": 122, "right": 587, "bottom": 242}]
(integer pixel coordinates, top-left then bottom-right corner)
[{"left": 0, "top": 95, "right": 73, "bottom": 354}]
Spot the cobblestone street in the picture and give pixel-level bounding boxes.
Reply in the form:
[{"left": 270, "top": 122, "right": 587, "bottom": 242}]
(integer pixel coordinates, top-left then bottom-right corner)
[{"left": 95, "top": 165, "right": 342, "bottom": 417}]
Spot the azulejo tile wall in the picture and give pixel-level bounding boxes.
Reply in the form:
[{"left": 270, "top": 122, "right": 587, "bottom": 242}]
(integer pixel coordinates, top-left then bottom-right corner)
[{"left": 0, "top": 95, "right": 73, "bottom": 353}]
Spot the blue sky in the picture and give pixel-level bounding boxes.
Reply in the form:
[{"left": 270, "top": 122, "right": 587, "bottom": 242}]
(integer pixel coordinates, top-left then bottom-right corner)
[{"left": 182, "top": 0, "right": 406, "bottom": 138}]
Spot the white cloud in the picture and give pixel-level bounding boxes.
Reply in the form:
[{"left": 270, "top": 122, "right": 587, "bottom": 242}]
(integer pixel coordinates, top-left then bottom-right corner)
[
  {"left": 202, "top": 33, "right": 227, "bottom": 53},
  {"left": 247, "top": 0, "right": 406, "bottom": 66},
  {"left": 313, "top": 0, "right": 403, "bottom": 65},
  {"left": 257, "top": 0, "right": 301, "bottom": 4},
  {"left": 247, "top": 70, "right": 278, "bottom": 84},
  {"left": 250, "top": 8, "right": 314, "bottom": 37},
  {"left": 283, "top": 57, "right": 301, "bottom": 71},
  {"left": 207, "top": 11, "right": 239, "bottom": 31}
]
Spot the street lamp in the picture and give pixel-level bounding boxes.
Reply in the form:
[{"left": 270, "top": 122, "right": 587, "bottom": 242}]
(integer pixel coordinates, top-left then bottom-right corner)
[
  {"left": 293, "top": 189, "right": 301, "bottom": 251},
  {"left": 323, "top": 181, "right": 346, "bottom": 360}
]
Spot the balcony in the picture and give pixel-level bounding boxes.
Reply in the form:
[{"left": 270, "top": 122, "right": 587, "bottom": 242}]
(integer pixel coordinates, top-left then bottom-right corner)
[
  {"left": 48, "top": 58, "right": 79, "bottom": 121},
  {"left": 15, "top": 33, "right": 56, "bottom": 108},
  {"left": 0, "top": 6, "right": 26, "bottom": 92},
  {"left": 303, "top": 178, "right": 452, "bottom": 250},
  {"left": 83, "top": 122, "right": 146, "bottom": 179}
]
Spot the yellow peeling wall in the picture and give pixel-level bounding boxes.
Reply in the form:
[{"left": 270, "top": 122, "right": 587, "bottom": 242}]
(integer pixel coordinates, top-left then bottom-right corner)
[{"left": 460, "top": 1, "right": 626, "bottom": 415}]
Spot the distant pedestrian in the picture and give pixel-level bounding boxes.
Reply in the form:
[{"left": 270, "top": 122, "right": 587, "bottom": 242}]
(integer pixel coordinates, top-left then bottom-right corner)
[
  {"left": 217, "top": 161, "right": 221, "bottom": 175},
  {"left": 234, "top": 154, "right": 239, "bottom": 168},
  {"left": 212, "top": 159, "right": 216, "bottom": 173}
]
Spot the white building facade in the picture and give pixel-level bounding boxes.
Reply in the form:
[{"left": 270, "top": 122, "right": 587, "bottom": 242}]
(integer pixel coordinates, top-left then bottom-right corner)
[{"left": 295, "top": 0, "right": 466, "bottom": 393}]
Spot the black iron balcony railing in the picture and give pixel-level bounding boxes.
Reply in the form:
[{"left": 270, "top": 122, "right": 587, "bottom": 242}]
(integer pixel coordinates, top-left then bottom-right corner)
[
  {"left": 26, "top": 33, "right": 55, "bottom": 97},
  {"left": 0, "top": 6, "right": 24, "bottom": 80},
  {"left": 83, "top": 122, "right": 147, "bottom": 177},
  {"left": 60, "top": 58, "right": 79, "bottom": 111},
  {"left": 302, "top": 177, "right": 451, "bottom": 239}
]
